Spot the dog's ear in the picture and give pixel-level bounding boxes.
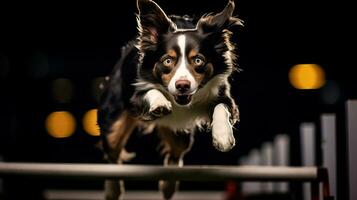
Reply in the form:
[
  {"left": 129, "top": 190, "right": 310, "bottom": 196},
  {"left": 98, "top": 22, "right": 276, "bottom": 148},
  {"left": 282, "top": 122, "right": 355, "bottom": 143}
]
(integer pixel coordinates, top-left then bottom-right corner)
[
  {"left": 137, "top": 0, "right": 176, "bottom": 49},
  {"left": 197, "top": 0, "right": 243, "bottom": 33}
]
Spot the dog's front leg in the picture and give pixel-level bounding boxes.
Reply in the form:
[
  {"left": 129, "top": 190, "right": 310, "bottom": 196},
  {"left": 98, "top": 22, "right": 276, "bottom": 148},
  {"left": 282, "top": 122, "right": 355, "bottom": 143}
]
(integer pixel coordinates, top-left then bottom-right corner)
[
  {"left": 139, "top": 89, "right": 172, "bottom": 120},
  {"left": 211, "top": 103, "right": 236, "bottom": 152}
]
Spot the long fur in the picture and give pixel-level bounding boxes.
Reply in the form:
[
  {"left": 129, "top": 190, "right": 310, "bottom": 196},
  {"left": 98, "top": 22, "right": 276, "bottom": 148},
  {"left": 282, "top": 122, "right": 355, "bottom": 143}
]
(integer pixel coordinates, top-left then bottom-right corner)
[{"left": 98, "top": 0, "right": 243, "bottom": 199}]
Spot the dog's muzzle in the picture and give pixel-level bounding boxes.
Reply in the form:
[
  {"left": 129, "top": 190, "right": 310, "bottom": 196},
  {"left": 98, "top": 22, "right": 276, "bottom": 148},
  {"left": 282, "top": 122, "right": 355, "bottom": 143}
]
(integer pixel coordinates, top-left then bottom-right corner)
[{"left": 174, "top": 79, "right": 193, "bottom": 105}]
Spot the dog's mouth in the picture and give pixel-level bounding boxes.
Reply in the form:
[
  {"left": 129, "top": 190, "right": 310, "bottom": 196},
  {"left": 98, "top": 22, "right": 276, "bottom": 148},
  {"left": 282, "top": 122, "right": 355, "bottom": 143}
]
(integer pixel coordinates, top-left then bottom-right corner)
[{"left": 174, "top": 94, "right": 192, "bottom": 105}]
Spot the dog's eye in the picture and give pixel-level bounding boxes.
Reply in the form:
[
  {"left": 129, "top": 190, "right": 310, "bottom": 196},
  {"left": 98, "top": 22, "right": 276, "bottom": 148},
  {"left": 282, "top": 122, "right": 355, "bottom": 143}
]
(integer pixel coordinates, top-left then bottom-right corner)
[
  {"left": 163, "top": 58, "right": 173, "bottom": 66},
  {"left": 193, "top": 57, "right": 204, "bottom": 66}
]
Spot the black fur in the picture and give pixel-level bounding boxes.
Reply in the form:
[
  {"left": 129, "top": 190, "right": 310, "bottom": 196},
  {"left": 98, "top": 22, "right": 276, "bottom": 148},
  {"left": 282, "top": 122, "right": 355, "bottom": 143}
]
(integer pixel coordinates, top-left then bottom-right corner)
[{"left": 98, "top": 0, "right": 242, "bottom": 199}]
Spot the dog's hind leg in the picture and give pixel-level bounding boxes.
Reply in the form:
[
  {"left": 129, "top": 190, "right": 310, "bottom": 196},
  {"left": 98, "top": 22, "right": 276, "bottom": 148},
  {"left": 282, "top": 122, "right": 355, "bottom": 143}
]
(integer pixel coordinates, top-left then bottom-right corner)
[
  {"left": 105, "top": 179, "right": 124, "bottom": 200},
  {"left": 104, "top": 111, "right": 137, "bottom": 200},
  {"left": 157, "top": 127, "right": 194, "bottom": 200}
]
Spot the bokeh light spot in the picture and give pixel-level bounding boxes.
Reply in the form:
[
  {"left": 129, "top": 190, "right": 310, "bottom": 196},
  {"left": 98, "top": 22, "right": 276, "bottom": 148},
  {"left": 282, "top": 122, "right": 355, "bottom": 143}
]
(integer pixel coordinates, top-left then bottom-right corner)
[
  {"left": 289, "top": 64, "right": 325, "bottom": 89},
  {"left": 46, "top": 111, "right": 76, "bottom": 138},
  {"left": 83, "top": 109, "right": 100, "bottom": 136}
]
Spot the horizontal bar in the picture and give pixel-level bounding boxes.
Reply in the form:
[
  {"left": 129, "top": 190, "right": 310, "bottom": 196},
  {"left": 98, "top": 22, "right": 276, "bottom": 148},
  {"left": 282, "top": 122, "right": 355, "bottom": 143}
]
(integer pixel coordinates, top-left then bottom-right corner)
[
  {"left": 0, "top": 163, "right": 318, "bottom": 181},
  {"left": 43, "top": 190, "right": 224, "bottom": 200}
]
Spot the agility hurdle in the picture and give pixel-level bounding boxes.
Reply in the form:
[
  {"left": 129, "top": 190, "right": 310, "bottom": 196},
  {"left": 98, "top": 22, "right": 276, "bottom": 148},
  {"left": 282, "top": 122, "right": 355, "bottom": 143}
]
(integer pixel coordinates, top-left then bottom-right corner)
[{"left": 0, "top": 163, "right": 333, "bottom": 199}]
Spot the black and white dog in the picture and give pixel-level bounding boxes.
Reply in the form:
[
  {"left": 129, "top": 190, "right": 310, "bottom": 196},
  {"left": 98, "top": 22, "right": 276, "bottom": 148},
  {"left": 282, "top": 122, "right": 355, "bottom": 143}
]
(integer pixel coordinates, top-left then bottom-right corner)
[{"left": 98, "top": 0, "right": 242, "bottom": 199}]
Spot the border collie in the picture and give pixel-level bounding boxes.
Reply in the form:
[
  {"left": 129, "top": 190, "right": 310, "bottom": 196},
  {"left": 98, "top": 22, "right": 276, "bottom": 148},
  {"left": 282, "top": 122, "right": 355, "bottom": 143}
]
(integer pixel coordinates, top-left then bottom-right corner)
[{"left": 98, "top": 0, "right": 243, "bottom": 199}]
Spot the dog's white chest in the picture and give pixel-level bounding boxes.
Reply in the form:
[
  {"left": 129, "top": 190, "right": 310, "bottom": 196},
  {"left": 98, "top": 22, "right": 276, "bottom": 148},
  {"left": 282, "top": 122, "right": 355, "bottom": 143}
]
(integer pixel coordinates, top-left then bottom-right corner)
[{"left": 155, "top": 104, "right": 211, "bottom": 131}]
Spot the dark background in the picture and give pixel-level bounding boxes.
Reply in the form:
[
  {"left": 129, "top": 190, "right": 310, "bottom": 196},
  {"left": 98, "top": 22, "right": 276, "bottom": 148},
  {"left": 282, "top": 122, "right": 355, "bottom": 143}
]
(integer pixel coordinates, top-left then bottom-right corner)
[{"left": 0, "top": 0, "right": 355, "bottom": 194}]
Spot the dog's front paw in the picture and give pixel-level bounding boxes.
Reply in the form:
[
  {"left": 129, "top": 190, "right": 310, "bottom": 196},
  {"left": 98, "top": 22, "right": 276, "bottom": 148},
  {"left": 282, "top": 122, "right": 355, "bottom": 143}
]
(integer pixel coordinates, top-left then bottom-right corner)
[
  {"left": 211, "top": 121, "right": 235, "bottom": 152},
  {"left": 142, "top": 89, "right": 172, "bottom": 121},
  {"left": 148, "top": 97, "right": 172, "bottom": 119}
]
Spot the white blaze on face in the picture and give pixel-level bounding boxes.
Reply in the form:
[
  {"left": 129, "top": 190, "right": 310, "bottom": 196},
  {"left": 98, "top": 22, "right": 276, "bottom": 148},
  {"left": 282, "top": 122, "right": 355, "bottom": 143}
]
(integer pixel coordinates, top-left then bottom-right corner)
[{"left": 168, "top": 34, "right": 197, "bottom": 95}]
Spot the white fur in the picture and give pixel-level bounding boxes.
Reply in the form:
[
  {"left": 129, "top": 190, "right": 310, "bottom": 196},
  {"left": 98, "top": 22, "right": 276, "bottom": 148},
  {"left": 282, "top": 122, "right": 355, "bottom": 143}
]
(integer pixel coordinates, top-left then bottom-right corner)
[
  {"left": 193, "top": 74, "right": 229, "bottom": 101},
  {"left": 144, "top": 89, "right": 172, "bottom": 113},
  {"left": 133, "top": 79, "right": 157, "bottom": 91},
  {"left": 167, "top": 34, "right": 197, "bottom": 95},
  {"left": 222, "top": 30, "right": 236, "bottom": 71},
  {"left": 154, "top": 75, "right": 228, "bottom": 131},
  {"left": 155, "top": 102, "right": 211, "bottom": 131},
  {"left": 174, "top": 28, "right": 197, "bottom": 32},
  {"left": 211, "top": 103, "right": 235, "bottom": 152}
]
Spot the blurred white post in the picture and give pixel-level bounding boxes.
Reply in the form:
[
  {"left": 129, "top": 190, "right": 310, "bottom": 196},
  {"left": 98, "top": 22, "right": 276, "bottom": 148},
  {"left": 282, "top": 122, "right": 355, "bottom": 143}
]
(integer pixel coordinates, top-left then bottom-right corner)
[
  {"left": 241, "top": 149, "right": 262, "bottom": 195},
  {"left": 347, "top": 100, "right": 357, "bottom": 200},
  {"left": 273, "top": 134, "right": 290, "bottom": 193},
  {"left": 261, "top": 142, "right": 274, "bottom": 193},
  {"left": 300, "top": 123, "right": 316, "bottom": 200},
  {"left": 321, "top": 114, "right": 336, "bottom": 199}
]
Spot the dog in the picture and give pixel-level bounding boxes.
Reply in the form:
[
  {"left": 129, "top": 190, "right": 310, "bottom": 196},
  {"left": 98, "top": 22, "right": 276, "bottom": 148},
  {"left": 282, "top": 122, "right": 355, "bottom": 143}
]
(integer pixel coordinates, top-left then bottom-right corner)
[{"left": 97, "top": 0, "right": 243, "bottom": 199}]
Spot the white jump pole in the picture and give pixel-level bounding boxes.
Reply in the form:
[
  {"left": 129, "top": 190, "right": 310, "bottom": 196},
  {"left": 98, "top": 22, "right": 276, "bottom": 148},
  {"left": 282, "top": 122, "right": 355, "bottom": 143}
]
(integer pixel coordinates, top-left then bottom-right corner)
[
  {"left": 300, "top": 123, "right": 316, "bottom": 200},
  {"left": 347, "top": 100, "right": 357, "bottom": 200},
  {"left": 273, "top": 134, "right": 290, "bottom": 193},
  {"left": 321, "top": 114, "right": 336, "bottom": 198},
  {"left": 261, "top": 142, "right": 274, "bottom": 193},
  {"left": 0, "top": 163, "right": 318, "bottom": 181},
  {"left": 242, "top": 149, "right": 262, "bottom": 194}
]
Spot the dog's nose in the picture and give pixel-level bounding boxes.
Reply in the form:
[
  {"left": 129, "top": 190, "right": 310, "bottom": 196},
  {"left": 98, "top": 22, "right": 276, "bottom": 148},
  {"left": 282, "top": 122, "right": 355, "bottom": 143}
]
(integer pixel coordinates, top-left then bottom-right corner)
[{"left": 175, "top": 79, "right": 191, "bottom": 93}]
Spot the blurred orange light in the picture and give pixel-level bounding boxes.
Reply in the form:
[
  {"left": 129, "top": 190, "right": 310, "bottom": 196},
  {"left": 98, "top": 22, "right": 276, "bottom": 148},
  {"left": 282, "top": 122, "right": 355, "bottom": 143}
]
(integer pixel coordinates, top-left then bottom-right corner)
[
  {"left": 45, "top": 111, "right": 76, "bottom": 138},
  {"left": 83, "top": 109, "right": 100, "bottom": 136},
  {"left": 289, "top": 64, "right": 325, "bottom": 89}
]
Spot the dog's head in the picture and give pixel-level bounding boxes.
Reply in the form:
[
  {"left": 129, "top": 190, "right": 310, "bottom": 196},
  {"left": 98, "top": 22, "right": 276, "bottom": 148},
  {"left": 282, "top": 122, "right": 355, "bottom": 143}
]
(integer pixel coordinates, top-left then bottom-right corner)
[{"left": 136, "top": 0, "right": 243, "bottom": 106}]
